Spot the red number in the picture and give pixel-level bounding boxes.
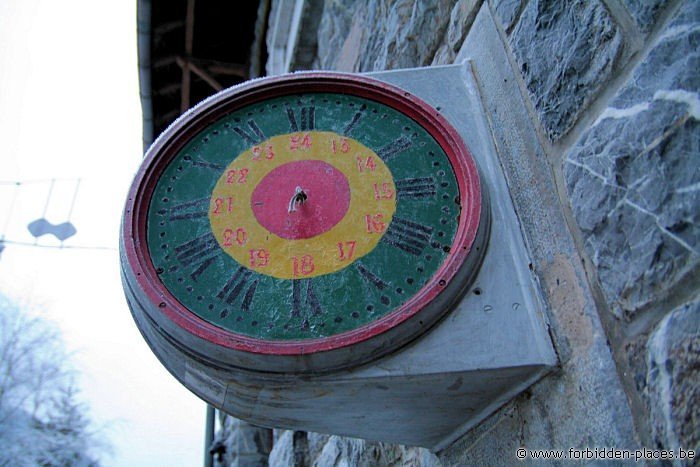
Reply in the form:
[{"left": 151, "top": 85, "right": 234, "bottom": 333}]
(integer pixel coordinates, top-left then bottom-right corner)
[
  {"left": 357, "top": 156, "right": 376, "bottom": 172},
  {"left": 290, "top": 133, "right": 312, "bottom": 151},
  {"left": 235, "top": 227, "right": 248, "bottom": 246},
  {"left": 365, "top": 214, "right": 386, "bottom": 234},
  {"left": 372, "top": 182, "right": 394, "bottom": 200},
  {"left": 337, "top": 241, "right": 357, "bottom": 261},
  {"left": 224, "top": 228, "right": 247, "bottom": 246},
  {"left": 226, "top": 169, "right": 249, "bottom": 184},
  {"left": 223, "top": 228, "right": 234, "bottom": 247},
  {"left": 212, "top": 197, "right": 233, "bottom": 215},
  {"left": 249, "top": 249, "right": 270, "bottom": 268},
  {"left": 252, "top": 144, "right": 275, "bottom": 161},
  {"left": 238, "top": 168, "right": 249, "bottom": 183},
  {"left": 331, "top": 138, "right": 350, "bottom": 154},
  {"left": 292, "top": 255, "right": 315, "bottom": 276}
]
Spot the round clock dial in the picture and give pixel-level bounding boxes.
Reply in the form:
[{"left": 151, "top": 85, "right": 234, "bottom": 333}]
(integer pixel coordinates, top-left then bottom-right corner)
[{"left": 121, "top": 73, "right": 488, "bottom": 373}]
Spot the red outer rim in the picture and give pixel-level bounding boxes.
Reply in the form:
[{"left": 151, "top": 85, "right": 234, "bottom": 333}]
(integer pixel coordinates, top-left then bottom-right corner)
[{"left": 122, "top": 72, "right": 482, "bottom": 356}]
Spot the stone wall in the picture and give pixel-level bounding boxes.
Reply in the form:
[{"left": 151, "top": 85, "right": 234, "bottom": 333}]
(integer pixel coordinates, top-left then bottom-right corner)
[{"left": 214, "top": 0, "right": 698, "bottom": 465}]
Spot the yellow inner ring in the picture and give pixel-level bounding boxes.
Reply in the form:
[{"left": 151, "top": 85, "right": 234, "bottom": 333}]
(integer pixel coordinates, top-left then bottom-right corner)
[{"left": 209, "top": 131, "right": 396, "bottom": 279}]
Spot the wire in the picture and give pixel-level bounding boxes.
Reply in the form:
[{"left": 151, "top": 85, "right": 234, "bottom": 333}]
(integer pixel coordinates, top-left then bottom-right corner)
[
  {"left": 0, "top": 239, "right": 116, "bottom": 251},
  {"left": 0, "top": 178, "right": 81, "bottom": 185}
]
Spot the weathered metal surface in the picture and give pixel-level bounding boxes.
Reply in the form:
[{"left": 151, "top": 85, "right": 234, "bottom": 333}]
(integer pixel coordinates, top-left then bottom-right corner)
[
  {"left": 121, "top": 72, "right": 486, "bottom": 372},
  {"left": 120, "top": 64, "right": 556, "bottom": 450}
]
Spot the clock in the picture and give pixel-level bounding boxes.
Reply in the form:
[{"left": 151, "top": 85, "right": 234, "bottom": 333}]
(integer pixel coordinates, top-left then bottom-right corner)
[{"left": 121, "top": 72, "right": 489, "bottom": 374}]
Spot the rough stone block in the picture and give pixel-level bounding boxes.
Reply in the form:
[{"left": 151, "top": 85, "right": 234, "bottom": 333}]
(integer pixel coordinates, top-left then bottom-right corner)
[
  {"left": 317, "top": 0, "right": 456, "bottom": 72},
  {"left": 621, "top": 0, "right": 670, "bottom": 33},
  {"left": 646, "top": 300, "right": 700, "bottom": 453},
  {"left": 491, "top": 0, "right": 525, "bottom": 32},
  {"left": 510, "top": 0, "right": 625, "bottom": 140},
  {"left": 214, "top": 417, "right": 271, "bottom": 467},
  {"left": 432, "top": 0, "right": 480, "bottom": 65},
  {"left": 564, "top": 0, "right": 700, "bottom": 319}
]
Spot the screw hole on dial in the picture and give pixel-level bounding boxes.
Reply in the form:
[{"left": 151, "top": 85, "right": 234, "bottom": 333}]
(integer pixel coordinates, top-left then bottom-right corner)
[
  {"left": 156, "top": 267, "right": 164, "bottom": 274},
  {"left": 436, "top": 106, "right": 442, "bottom": 111},
  {"left": 380, "top": 296, "right": 390, "bottom": 305},
  {"left": 334, "top": 317, "right": 343, "bottom": 323},
  {"left": 159, "top": 232, "right": 165, "bottom": 237},
  {"left": 438, "top": 231, "right": 445, "bottom": 237},
  {"left": 366, "top": 305, "right": 374, "bottom": 312},
  {"left": 429, "top": 151, "right": 435, "bottom": 157},
  {"left": 417, "top": 267, "right": 424, "bottom": 273},
  {"left": 433, "top": 161, "right": 440, "bottom": 167},
  {"left": 162, "top": 197, "right": 169, "bottom": 202},
  {"left": 438, "top": 279, "right": 446, "bottom": 286},
  {"left": 474, "top": 288, "right": 482, "bottom": 295},
  {"left": 197, "top": 296, "right": 203, "bottom": 301},
  {"left": 440, "top": 182, "right": 449, "bottom": 188},
  {"left": 177, "top": 166, "right": 183, "bottom": 172},
  {"left": 442, "top": 194, "right": 449, "bottom": 200},
  {"left": 438, "top": 170, "right": 445, "bottom": 176},
  {"left": 166, "top": 187, "right": 173, "bottom": 192},
  {"left": 440, "top": 218, "right": 448, "bottom": 225},
  {"left": 396, "top": 287, "right": 403, "bottom": 294},
  {"left": 406, "top": 277, "right": 414, "bottom": 284},
  {"left": 443, "top": 246, "right": 451, "bottom": 253},
  {"left": 351, "top": 311, "right": 359, "bottom": 318},
  {"left": 186, "top": 286, "right": 193, "bottom": 292},
  {"left": 177, "top": 277, "right": 184, "bottom": 283},
  {"left": 160, "top": 244, "right": 167, "bottom": 250},
  {"left": 220, "top": 309, "right": 229, "bottom": 318},
  {"left": 208, "top": 304, "right": 214, "bottom": 310}
]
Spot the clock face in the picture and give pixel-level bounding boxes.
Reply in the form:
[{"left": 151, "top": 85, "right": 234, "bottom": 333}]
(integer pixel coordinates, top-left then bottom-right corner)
[{"left": 123, "top": 73, "right": 485, "bottom": 371}]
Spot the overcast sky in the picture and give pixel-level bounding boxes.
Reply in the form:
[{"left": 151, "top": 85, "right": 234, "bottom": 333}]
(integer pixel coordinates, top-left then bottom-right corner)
[{"left": 0, "top": 1, "right": 206, "bottom": 465}]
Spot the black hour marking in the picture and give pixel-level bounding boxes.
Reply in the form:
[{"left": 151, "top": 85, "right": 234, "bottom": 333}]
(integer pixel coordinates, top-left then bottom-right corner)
[
  {"left": 241, "top": 279, "right": 259, "bottom": 312},
  {"left": 286, "top": 105, "right": 315, "bottom": 131},
  {"left": 190, "top": 255, "right": 217, "bottom": 282},
  {"left": 343, "top": 105, "right": 366, "bottom": 135},
  {"left": 356, "top": 263, "right": 387, "bottom": 290},
  {"left": 292, "top": 280, "right": 323, "bottom": 317},
  {"left": 234, "top": 120, "right": 266, "bottom": 145},
  {"left": 395, "top": 177, "right": 436, "bottom": 200},
  {"left": 190, "top": 157, "right": 224, "bottom": 171},
  {"left": 166, "top": 197, "right": 210, "bottom": 221},
  {"left": 217, "top": 267, "right": 257, "bottom": 308},
  {"left": 381, "top": 217, "right": 433, "bottom": 256},
  {"left": 174, "top": 232, "right": 219, "bottom": 267},
  {"left": 377, "top": 135, "right": 412, "bottom": 162}
]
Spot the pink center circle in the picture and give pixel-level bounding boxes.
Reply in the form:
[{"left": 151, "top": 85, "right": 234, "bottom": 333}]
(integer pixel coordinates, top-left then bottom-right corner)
[{"left": 251, "top": 160, "right": 351, "bottom": 240}]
